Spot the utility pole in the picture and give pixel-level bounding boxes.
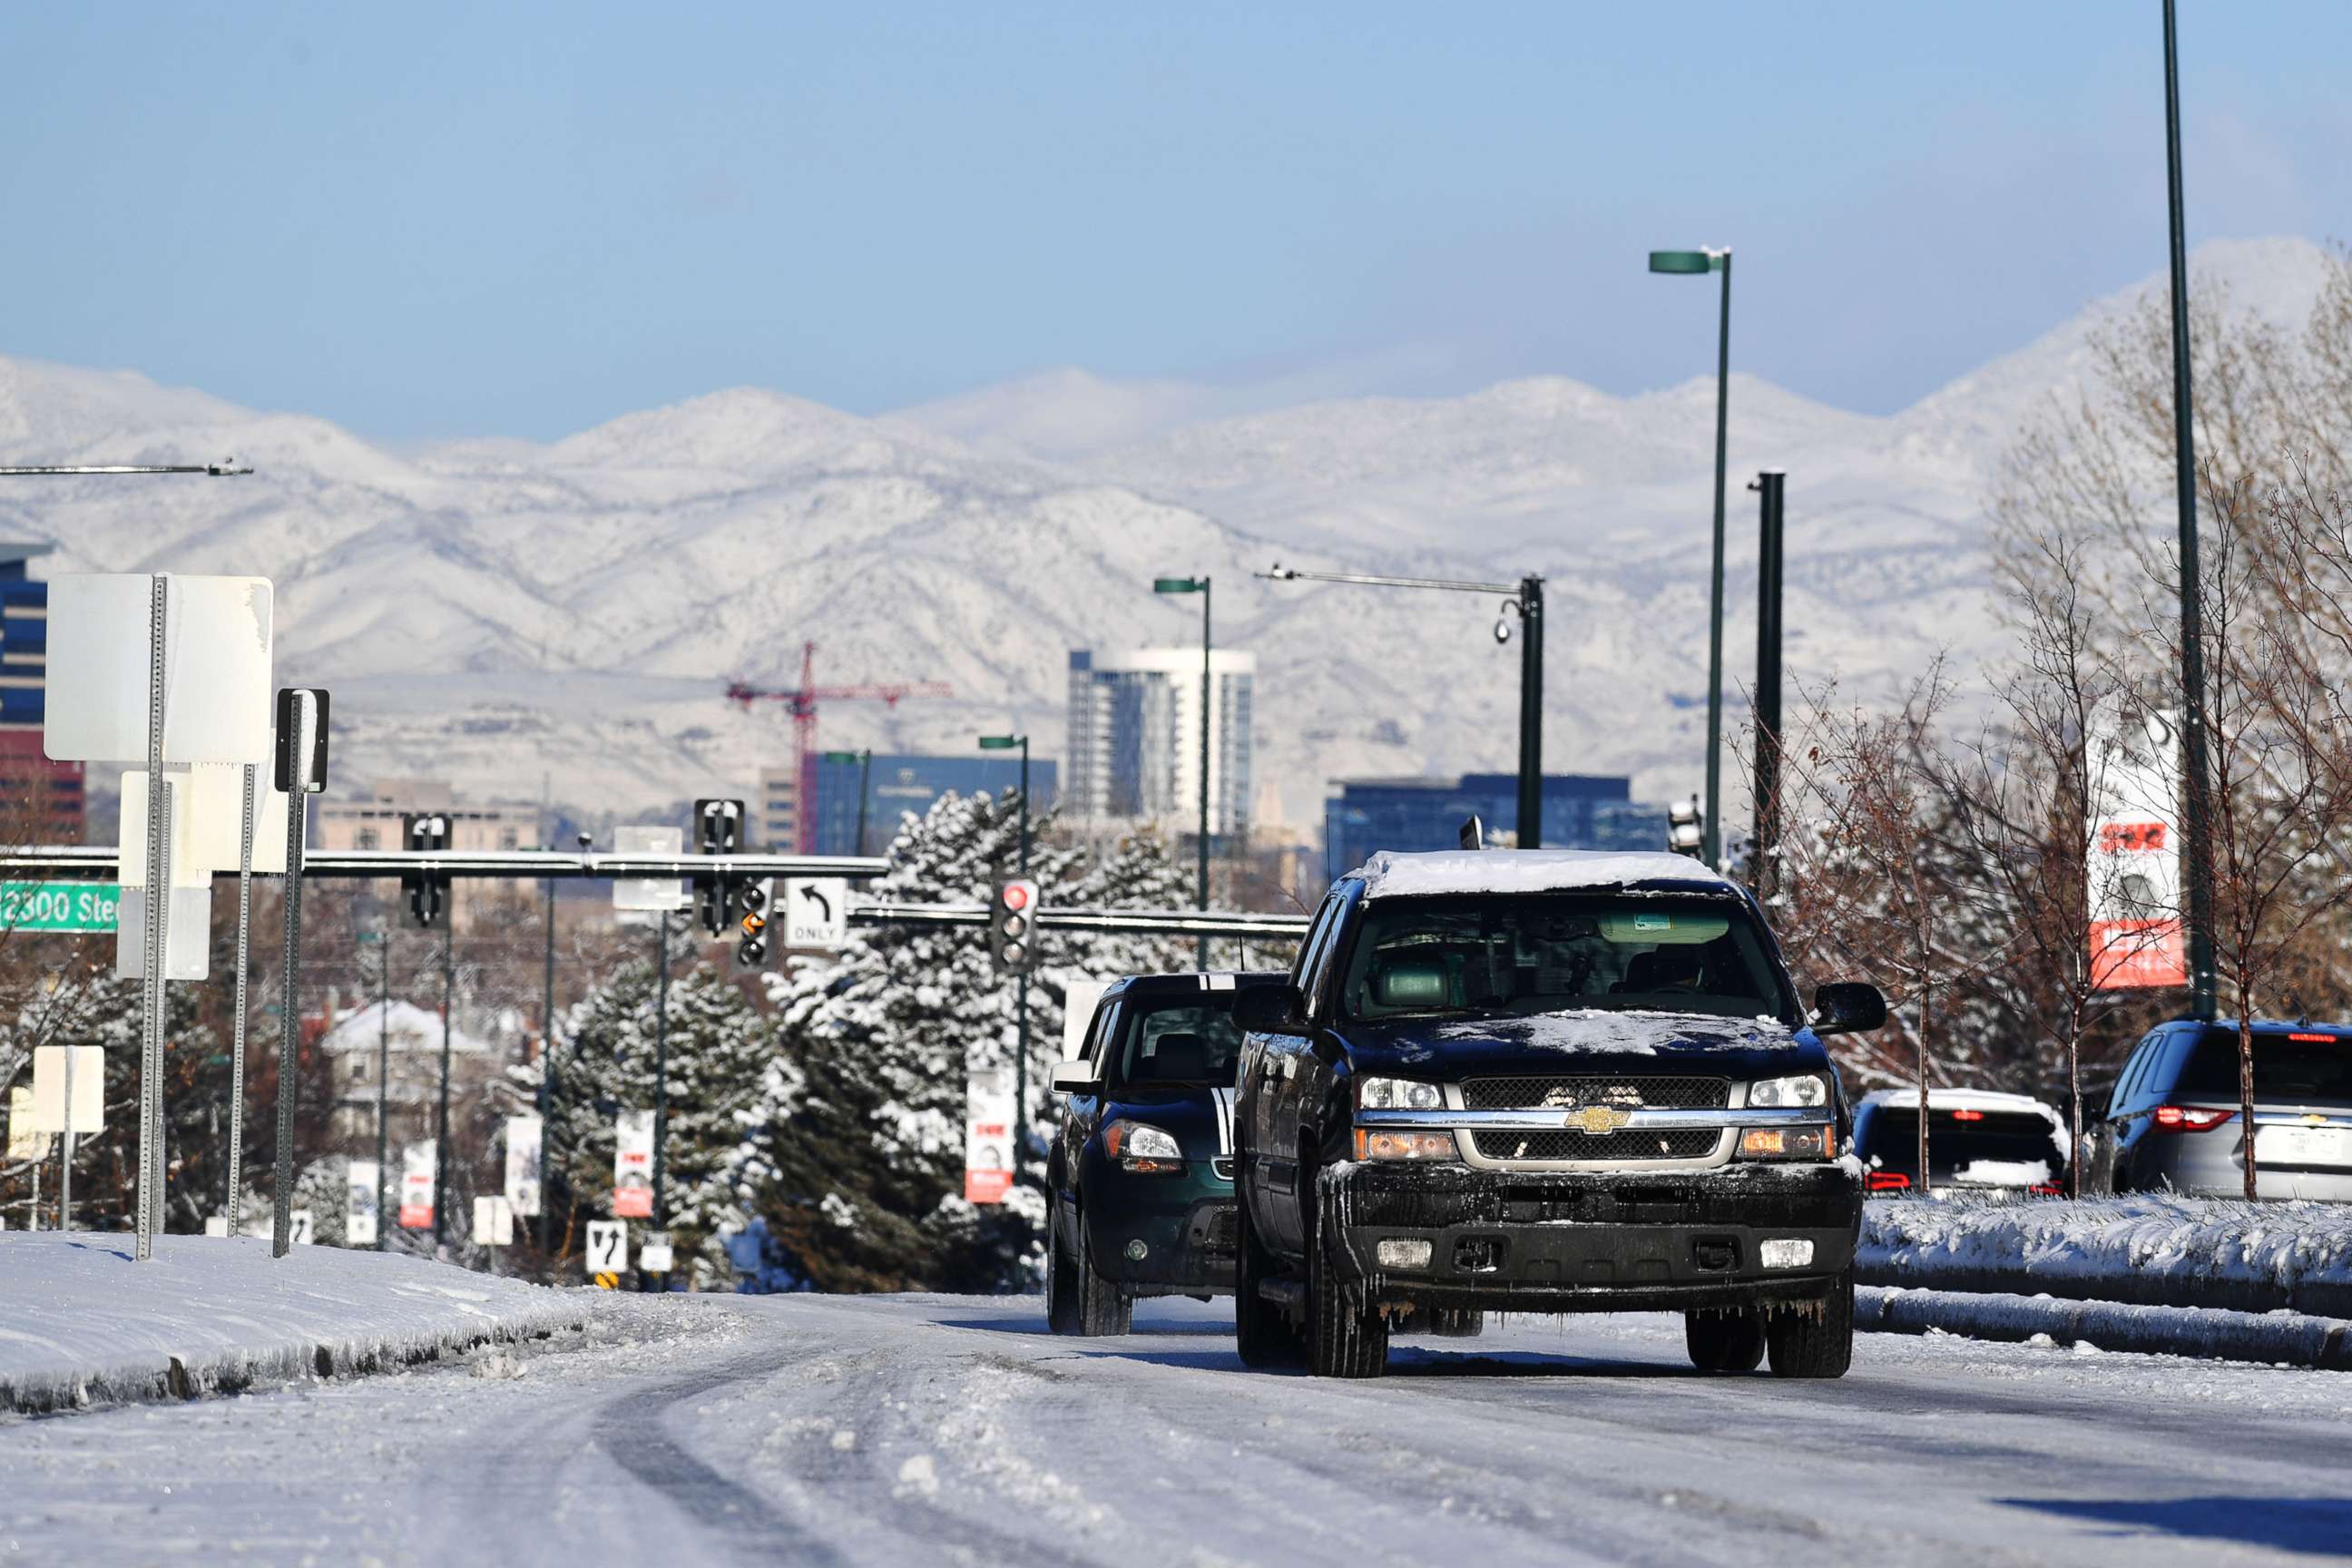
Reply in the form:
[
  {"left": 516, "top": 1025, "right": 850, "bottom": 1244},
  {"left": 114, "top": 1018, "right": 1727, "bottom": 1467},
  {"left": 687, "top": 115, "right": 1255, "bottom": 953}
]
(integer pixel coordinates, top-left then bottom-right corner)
[
  {"left": 435, "top": 914, "right": 454, "bottom": 1248},
  {"left": 1750, "top": 471, "right": 1786, "bottom": 902},
  {"left": 2162, "top": 0, "right": 2218, "bottom": 1021},
  {"left": 652, "top": 909, "right": 671, "bottom": 1228},
  {"left": 375, "top": 927, "right": 390, "bottom": 1250},
  {"left": 1515, "top": 574, "right": 1544, "bottom": 848},
  {"left": 538, "top": 863, "right": 556, "bottom": 1253}
]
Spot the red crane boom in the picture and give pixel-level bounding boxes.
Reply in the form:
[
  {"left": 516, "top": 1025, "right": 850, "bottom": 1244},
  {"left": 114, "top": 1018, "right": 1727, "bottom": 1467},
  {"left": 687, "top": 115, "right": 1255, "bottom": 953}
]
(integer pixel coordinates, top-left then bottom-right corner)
[{"left": 725, "top": 642, "right": 953, "bottom": 851}]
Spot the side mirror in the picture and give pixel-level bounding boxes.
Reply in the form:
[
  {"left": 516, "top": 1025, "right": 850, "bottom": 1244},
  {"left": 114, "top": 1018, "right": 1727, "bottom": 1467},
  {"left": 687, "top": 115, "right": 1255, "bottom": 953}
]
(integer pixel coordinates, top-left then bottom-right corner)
[
  {"left": 1233, "top": 984, "right": 1305, "bottom": 1034},
  {"left": 1810, "top": 982, "right": 1887, "bottom": 1036},
  {"left": 1050, "top": 1060, "right": 1099, "bottom": 1096}
]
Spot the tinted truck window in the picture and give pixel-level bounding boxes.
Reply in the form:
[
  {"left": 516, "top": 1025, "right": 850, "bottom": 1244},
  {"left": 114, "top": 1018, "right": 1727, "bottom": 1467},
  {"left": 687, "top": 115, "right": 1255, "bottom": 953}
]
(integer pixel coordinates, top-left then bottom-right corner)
[{"left": 2175, "top": 1031, "right": 2352, "bottom": 1104}]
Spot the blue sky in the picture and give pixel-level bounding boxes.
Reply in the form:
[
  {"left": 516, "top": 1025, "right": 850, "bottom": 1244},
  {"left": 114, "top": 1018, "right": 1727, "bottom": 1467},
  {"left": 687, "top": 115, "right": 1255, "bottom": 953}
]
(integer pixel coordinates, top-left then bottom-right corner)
[{"left": 2, "top": 3, "right": 2344, "bottom": 443}]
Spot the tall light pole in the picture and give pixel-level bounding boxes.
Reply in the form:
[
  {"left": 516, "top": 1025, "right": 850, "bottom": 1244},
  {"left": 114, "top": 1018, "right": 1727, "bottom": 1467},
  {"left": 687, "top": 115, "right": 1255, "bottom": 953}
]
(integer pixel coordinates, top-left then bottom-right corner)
[
  {"left": 979, "top": 734, "right": 1030, "bottom": 1181},
  {"left": 1153, "top": 577, "right": 1215, "bottom": 968},
  {"left": 1259, "top": 566, "right": 1545, "bottom": 846},
  {"left": 1649, "top": 246, "right": 1732, "bottom": 867},
  {"left": 2161, "top": 0, "right": 2218, "bottom": 1022}
]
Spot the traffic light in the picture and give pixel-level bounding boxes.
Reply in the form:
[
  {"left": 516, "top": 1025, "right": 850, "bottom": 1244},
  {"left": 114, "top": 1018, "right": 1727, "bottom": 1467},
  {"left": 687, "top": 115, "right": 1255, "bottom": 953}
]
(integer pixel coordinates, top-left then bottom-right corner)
[
  {"left": 1666, "top": 797, "right": 1705, "bottom": 859},
  {"left": 693, "top": 798, "right": 744, "bottom": 936},
  {"left": 732, "top": 878, "right": 772, "bottom": 970},
  {"left": 403, "top": 813, "right": 451, "bottom": 927},
  {"left": 991, "top": 877, "right": 1040, "bottom": 973}
]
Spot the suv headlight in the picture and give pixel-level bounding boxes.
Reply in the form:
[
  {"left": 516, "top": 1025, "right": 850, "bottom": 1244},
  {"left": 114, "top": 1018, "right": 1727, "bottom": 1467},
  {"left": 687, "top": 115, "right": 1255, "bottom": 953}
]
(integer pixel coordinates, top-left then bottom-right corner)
[
  {"left": 1748, "top": 1074, "right": 1828, "bottom": 1109},
  {"left": 1357, "top": 1076, "right": 1444, "bottom": 1111},
  {"left": 1103, "top": 1121, "right": 1184, "bottom": 1171}
]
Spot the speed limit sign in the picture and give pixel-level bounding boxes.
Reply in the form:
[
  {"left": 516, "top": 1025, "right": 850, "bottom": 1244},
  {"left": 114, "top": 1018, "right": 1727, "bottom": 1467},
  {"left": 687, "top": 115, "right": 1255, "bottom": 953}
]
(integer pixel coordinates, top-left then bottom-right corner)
[{"left": 585, "top": 1220, "right": 627, "bottom": 1275}]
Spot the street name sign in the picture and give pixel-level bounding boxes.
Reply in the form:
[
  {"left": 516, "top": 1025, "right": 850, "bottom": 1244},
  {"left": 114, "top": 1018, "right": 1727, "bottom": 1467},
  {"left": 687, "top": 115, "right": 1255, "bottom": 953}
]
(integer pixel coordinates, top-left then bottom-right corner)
[{"left": 0, "top": 883, "right": 119, "bottom": 934}]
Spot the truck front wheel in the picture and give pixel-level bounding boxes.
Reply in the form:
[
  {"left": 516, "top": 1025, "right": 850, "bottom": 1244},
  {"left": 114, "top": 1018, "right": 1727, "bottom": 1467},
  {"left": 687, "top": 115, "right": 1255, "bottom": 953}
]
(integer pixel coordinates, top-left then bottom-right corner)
[
  {"left": 1305, "top": 1189, "right": 1387, "bottom": 1378},
  {"left": 1683, "top": 1308, "right": 1764, "bottom": 1372},
  {"left": 1765, "top": 1269, "right": 1854, "bottom": 1379}
]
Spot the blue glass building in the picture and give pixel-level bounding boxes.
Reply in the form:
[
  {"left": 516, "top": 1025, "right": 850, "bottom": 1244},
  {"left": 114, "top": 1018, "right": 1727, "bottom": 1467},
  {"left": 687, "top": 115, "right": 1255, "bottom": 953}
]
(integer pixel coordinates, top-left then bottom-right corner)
[
  {"left": 811, "top": 753, "right": 1061, "bottom": 856},
  {"left": 1322, "top": 773, "right": 1666, "bottom": 882},
  {"left": 0, "top": 543, "right": 81, "bottom": 838}
]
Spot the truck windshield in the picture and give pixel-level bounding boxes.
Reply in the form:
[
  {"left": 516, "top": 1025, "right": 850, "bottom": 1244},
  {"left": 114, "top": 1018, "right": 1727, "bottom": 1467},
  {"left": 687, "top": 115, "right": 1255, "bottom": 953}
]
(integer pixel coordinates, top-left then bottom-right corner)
[{"left": 1339, "top": 894, "right": 1789, "bottom": 1024}]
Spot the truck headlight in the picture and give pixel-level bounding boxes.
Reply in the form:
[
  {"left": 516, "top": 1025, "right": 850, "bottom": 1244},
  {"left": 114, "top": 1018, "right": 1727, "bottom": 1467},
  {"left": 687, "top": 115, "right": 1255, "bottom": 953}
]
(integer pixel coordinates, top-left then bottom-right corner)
[
  {"left": 1355, "top": 1130, "right": 1458, "bottom": 1161},
  {"left": 1357, "top": 1075, "right": 1443, "bottom": 1111},
  {"left": 1748, "top": 1074, "right": 1828, "bottom": 1109},
  {"left": 1103, "top": 1121, "right": 1184, "bottom": 1172}
]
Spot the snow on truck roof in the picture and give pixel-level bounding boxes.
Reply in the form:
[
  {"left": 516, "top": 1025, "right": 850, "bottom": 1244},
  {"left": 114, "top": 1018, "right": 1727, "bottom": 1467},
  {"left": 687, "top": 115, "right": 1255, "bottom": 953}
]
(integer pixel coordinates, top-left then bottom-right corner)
[{"left": 1349, "top": 848, "right": 1737, "bottom": 900}]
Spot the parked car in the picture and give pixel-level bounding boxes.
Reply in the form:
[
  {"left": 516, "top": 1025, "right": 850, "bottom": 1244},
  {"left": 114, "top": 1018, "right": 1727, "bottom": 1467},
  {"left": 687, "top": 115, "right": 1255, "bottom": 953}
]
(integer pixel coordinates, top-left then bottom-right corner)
[
  {"left": 2092, "top": 1018, "right": 2352, "bottom": 1200},
  {"left": 1851, "top": 1088, "right": 2069, "bottom": 1196},
  {"left": 1231, "top": 848, "right": 1885, "bottom": 1380},
  {"left": 1044, "top": 971, "right": 1289, "bottom": 1335}
]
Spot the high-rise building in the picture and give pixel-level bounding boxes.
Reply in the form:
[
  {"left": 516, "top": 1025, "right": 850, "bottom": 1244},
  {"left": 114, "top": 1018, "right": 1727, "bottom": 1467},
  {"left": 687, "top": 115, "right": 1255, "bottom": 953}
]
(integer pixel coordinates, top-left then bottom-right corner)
[
  {"left": 755, "top": 765, "right": 798, "bottom": 852},
  {"left": 1066, "top": 648, "right": 1254, "bottom": 841},
  {"left": 809, "top": 753, "right": 1059, "bottom": 856},
  {"left": 1323, "top": 773, "right": 1668, "bottom": 882},
  {"left": 2, "top": 543, "right": 83, "bottom": 841}
]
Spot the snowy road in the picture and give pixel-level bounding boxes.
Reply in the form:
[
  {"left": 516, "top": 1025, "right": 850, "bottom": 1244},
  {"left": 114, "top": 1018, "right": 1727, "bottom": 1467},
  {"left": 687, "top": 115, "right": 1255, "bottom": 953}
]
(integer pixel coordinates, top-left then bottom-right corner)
[{"left": 5, "top": 1293, "right": 2350, "bottom": 1566}]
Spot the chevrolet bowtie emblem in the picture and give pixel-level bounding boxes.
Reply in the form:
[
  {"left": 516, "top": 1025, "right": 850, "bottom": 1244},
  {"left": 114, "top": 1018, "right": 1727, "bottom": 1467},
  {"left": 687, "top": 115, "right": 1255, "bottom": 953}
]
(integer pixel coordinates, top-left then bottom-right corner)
[{"left": 1566, "top": 1105, "right": 1632, "bottom": 1135}]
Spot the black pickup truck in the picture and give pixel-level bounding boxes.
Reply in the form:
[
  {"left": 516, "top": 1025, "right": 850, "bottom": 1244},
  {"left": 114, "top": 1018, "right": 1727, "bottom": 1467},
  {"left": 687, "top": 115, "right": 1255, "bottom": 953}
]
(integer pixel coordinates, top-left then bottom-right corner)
[{"left": 1232, "top": 848, "right": 1886, "bottom": 1379}]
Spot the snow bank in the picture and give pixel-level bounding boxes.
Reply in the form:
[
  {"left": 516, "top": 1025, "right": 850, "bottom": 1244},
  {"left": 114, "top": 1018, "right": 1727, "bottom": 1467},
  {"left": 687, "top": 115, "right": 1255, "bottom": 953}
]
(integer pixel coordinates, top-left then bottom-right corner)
[
  {"left": 0, "top": 1232, "right": 581, "bottom": 1415},
  {"left": 1857, "top": 1286, "right": 2352, "bottom": 1370},
  {"left": 1861, "top": 1192, "right": 2352, "bottom": 1317},
  {"left": 1353, "top": 849, "right": 1732, "bottom": 900}
]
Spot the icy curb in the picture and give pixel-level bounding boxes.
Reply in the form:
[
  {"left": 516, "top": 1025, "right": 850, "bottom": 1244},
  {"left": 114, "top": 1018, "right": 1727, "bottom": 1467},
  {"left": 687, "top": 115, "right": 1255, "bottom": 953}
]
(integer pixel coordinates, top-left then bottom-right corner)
[
  {"left": 0, "top": 1232, "right": 585, "bottom": 1416},
  {"left": 1856, "top": 1285, "right": 2352, "bottom": 1370},
  {"left": 1858, "top": 1193, "right": 2352, "bottom": 1318}
]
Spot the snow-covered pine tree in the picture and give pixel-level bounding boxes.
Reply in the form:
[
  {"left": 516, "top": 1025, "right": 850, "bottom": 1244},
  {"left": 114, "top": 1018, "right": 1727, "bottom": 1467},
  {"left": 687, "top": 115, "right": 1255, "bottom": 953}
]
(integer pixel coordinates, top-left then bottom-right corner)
[
  {"left": 745, "top": 789, "right": 1082, "bottom": 1292},
  {"left": 518, "top": 919, "right": 771, "bottom": 1287}
]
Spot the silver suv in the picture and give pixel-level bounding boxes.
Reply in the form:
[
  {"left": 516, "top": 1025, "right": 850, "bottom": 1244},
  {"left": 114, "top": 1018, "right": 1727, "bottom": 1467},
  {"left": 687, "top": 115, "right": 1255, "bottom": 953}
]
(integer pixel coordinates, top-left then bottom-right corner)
[{"left": 2092, "top": 1019, "right": 2352, "bottom": 1200}]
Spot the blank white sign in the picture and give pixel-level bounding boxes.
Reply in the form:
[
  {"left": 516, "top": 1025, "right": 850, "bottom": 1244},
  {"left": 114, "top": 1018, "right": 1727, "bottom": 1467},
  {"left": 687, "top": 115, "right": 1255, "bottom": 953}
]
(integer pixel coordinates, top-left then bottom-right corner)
[
  {"left": 29, "top": 1045, "right": 104, "bottom": 1133},
  {"left": 612, "top": 825, "right": 688, "bottom": 911},
  {"left": 44, "top": 574, "right": 274, "bottom": 766}
]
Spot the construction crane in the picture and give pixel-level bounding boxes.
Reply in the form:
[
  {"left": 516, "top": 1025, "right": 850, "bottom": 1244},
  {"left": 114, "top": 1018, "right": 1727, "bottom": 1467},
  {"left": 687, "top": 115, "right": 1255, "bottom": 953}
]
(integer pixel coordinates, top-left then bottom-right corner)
[{"left": 725, "top": 642, "right": 953, "bottom": 852}]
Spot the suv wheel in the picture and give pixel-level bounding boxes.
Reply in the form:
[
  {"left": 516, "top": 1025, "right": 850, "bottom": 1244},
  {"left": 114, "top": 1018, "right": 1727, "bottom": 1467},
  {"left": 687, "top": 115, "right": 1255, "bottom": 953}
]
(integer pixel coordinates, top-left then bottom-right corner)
[
  {"left": 1045, "top": 1198, "right": 1082, "bottom": 1335},
  {"left": 1070, "top": 1212, "right": 1132, "bottom": 1337},
  {"left": 1765, "top": 1269, "right": 1854, "bottom": 1379},
  {"left": 1683, "top": 1308, "right": 1764, "bottom": 1372},
  {"left": 1234, "top": 1191, "right": 1302, "bottom": 1367},
  {"left": 1305, "top": 1191, "right": 1387, "bottom": 1379}
]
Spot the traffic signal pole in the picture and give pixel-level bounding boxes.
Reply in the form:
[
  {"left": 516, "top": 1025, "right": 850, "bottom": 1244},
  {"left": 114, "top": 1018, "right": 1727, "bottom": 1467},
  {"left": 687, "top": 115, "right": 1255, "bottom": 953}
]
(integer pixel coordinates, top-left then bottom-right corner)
[
  {"left": 1751, "top": 472, "right": 1786, "bottom": 901},
  {"left": 1516, "top": 575, "right": 1544, "bottom": 848}
]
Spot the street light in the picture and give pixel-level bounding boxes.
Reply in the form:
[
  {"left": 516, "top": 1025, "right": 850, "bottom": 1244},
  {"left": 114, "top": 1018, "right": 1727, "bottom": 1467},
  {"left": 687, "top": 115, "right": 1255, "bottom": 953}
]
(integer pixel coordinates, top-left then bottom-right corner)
[
  {"left": 1259, "top": 565, "right": 1545, "bottom": 848},
  {"left": 0, "top": 460, "right": 252, "bottom": 476},
  {"left": 978, "top": 733, "right": 1032, "bottom": 1185},
  {"left": 1649, "top": 244, "right": 1733, "bottom": 867},
  {"left": 1152, "top": 576, "right": 1214, "bottom": 968},
  {"left": 820, "top": 750, "right": 874, "bottom": 857}
]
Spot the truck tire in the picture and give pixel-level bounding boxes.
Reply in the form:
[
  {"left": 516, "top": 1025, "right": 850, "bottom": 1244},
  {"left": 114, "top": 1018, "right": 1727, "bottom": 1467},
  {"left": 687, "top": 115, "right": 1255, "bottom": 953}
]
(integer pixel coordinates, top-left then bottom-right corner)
[
  {"left": 1766, "top": 1269, "right": 1854, "bottom": 1379},
  {"left": 1306, "top": 1187, "right": 1387, "bottom": 1378},
  {"left": 1684, "top": 1308, "right": 1764, "bottom": 1372},
  {"left": 1073, "top": 1213, "right": 1132, "bottom": 1337},
  {"left": 1046, "top": 1198, "right": 1082, "bottom": 1335},
  {"left": 1234, "top": 1192, "right": 1302, "bottom": 1367},
  {"left": 1425, "top": 1308, "right": 1485, "bottom": 1338}
]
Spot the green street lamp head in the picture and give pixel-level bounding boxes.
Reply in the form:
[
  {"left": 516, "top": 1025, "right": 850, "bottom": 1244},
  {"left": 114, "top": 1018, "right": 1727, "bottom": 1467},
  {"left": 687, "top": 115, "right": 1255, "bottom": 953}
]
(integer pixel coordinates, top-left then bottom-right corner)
[
  {"left": 1153, "top": 576, "right": 1205, "bottom": 594},
  {"left": 977, "top": 735, "right": 1023, "bottom": 750},
  {"left": 1648, "top": 250, "right": 1725, "bottom": 274},
  {"left": 818, "top": 750, "right": 865, "bottom": 763}
]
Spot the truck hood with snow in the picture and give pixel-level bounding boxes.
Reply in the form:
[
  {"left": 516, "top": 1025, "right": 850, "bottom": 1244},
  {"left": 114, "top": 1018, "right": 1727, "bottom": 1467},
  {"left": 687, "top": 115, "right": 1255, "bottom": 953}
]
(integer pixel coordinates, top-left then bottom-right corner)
[{"left": 1331, "top": 1007, "right": 1829, "bottom": 1082}]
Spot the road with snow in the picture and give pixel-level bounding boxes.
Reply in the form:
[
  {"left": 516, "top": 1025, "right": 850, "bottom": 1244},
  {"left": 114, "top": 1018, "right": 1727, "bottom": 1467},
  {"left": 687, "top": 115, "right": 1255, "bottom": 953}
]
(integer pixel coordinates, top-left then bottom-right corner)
[{"left": 5, "top": 1293, "right": 2348, "bottom": 1565}]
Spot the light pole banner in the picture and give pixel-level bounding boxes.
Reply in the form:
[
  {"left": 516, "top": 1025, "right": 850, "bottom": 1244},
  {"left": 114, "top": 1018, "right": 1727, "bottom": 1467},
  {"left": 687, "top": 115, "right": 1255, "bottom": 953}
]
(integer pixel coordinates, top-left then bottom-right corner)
[
  {"left": 614, "top": 1110, "right": 654, "bottom": 1218},
  {"left": 2087, "top": 704, "right": 2189, "bottom": 990},
  {"left": 400, "top": 1141, "right": 437, "bottom": 1230},
  {"left": 964, "top": 1067, "right": 1015, "bottom": 1205},
  {"left": 348, "top": 1160, "right": 379, "bottom": 1247},
  {"left": 504, "top": 1115, "right": 543, "bottom": 1217}
]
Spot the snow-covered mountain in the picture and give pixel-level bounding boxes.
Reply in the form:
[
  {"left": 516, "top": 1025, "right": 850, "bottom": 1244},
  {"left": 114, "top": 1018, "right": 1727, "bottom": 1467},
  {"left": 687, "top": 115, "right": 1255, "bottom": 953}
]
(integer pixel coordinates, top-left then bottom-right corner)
[{"left": 5, "top": 238, "right": 2328, "bottom": 839}]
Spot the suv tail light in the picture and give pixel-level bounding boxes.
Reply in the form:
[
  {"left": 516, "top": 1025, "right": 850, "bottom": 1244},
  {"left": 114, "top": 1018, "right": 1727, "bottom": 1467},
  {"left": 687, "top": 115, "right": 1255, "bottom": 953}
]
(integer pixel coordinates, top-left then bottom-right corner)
[
  {"left": 2029, "top": 1182, "right": 2063, "bottom": 1196},
  {"left": 2151, "top": 1104, "right": 2235, "bottom": 1132},
  {"left": 1865, "top": 1170, "right": 1912, "bottom": 1192}
]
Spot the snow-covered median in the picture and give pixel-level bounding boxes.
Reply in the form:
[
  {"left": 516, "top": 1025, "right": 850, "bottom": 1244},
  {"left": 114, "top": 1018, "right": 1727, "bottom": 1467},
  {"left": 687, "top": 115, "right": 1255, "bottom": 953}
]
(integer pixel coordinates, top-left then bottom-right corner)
[
  {"left": 1857, "top": 1286, "right": 2352, "bottom": 1370},
  {"left": 1861, "top": 1192, "right": 2352, "bottom": 1317},
  {"left": 0, "top": 1232, "right": 583, "bottom": 1415}
]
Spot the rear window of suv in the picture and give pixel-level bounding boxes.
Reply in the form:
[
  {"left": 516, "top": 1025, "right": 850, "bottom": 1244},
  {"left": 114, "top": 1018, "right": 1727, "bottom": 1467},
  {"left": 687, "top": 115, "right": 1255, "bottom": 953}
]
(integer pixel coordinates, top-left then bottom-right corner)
[
  {"left": 1860, "top": 1108, "right": 2066, "bottom": 1184},
  {"left": 2173, "top": 1030, "right": 2352, "bottom": 1105},
  {"left": 1340, "top": 893, "right": 1790, "bottom": 1024}
]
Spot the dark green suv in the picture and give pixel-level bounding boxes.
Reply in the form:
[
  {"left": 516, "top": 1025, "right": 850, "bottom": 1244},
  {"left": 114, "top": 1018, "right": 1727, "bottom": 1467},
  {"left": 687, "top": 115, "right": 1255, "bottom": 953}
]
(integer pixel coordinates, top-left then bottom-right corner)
[{"left": 1044, "top": 972, "right": 1287, "bottom": 1335}]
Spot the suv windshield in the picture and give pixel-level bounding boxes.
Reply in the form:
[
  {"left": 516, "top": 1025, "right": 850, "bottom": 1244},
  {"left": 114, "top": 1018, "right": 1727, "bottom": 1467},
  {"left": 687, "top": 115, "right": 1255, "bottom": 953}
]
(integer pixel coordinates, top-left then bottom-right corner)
[
  {"left": 2176, "top": 1030, "right": 2352, "bottom": 1106},
  {"left": 1339, "top": 894, "right": 1789, "bottom": 1024},
  {"left": 1111, "top": 1001, "right": 1242, "bottom": 1088}
]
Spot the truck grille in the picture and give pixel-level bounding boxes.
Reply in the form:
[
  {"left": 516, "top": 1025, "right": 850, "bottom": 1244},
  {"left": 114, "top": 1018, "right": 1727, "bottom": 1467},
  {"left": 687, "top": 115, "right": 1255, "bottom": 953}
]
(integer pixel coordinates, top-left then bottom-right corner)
[
  {"left": 1461, "top": 1075, "right": 1730, "bottom": 1112},
  {"left": 1469, "top": 1129, "right": 1722, "bottom": 1163}
]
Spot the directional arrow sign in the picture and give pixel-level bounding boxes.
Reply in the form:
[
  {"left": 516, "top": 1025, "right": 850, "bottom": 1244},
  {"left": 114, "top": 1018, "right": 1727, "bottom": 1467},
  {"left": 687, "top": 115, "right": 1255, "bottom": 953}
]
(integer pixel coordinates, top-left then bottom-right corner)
[{"left": 784, "top": 877, "right": 848, "bottom": 950}]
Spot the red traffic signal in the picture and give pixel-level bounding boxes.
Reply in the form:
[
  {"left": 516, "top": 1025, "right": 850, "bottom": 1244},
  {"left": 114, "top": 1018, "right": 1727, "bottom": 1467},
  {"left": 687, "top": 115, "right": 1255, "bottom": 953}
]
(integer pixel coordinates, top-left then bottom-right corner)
[{"left": 992, "top": 878, "right": 1041, "bottom": 973}]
